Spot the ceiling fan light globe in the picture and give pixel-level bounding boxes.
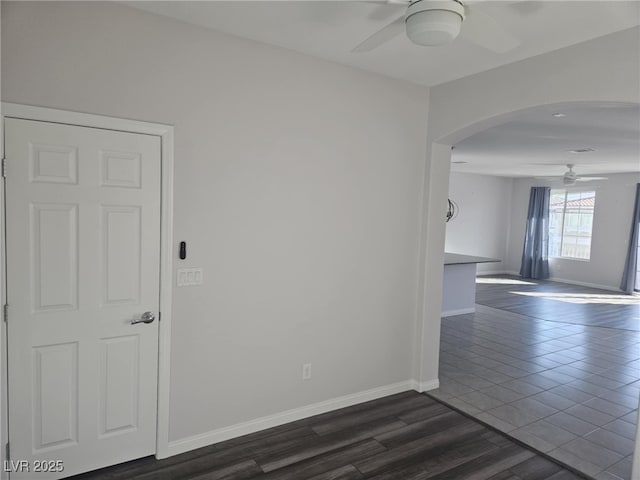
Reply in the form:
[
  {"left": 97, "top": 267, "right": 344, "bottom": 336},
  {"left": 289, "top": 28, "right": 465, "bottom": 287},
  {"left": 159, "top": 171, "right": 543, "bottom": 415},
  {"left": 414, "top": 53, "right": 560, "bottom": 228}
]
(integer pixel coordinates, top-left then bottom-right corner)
[{"left": 406, "top": 10, "right": 462, "bottom": 46}]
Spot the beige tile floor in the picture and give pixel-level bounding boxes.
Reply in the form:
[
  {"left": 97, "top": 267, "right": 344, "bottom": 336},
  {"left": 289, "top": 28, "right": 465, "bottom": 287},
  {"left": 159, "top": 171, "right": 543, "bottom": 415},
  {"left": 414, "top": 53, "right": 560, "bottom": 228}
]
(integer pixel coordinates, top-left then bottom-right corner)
[{"left": 430, "top": 303, "right": 639, "bottom": 480}]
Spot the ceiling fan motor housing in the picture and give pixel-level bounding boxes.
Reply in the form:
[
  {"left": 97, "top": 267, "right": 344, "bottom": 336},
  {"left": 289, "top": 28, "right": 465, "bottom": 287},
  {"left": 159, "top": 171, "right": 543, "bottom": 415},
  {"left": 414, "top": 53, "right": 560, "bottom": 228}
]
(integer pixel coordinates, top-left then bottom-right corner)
[
  {"left": 563, "top": 164, "right": 577, "bottom": 185},
  {"left": 405, "top": 0, "right": 466, "bottom": 46}
]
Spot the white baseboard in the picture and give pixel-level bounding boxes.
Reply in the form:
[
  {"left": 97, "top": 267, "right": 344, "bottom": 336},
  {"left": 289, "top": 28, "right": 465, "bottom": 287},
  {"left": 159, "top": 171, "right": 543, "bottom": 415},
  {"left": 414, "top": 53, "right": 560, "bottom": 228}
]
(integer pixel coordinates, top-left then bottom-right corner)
[
  {"left": 162, "top": 380, "right": 418, "bottom": 458},
  {"left": 441, "top": 307, "right": 475, "bottom": 317},
  {"left": 476, "top": 270, "right": 509, "bottom": 276},
  {"left": 548, "top": 276, "right": 621, "bottom": 293},
  {"left": 410, "top": 378, "right": 440, "bottom": 393},
  {"left": 484, "top": 271, "right": 621, "bottom": 293}
]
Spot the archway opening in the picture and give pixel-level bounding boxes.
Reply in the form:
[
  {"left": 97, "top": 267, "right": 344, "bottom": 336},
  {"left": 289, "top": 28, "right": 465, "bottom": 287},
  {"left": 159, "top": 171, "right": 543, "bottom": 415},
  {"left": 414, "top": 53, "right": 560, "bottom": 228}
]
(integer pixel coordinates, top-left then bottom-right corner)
[{"left": 429, "top": 101, "right": 640, "bottom": 480}]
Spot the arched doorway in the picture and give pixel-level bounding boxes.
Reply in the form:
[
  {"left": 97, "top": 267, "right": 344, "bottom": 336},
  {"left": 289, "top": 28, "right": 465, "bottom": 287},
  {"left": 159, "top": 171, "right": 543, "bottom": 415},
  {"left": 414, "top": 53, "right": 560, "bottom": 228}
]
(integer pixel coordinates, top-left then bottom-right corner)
[{"left": 417, "top": 101, "right": 640, "bottom": 480}]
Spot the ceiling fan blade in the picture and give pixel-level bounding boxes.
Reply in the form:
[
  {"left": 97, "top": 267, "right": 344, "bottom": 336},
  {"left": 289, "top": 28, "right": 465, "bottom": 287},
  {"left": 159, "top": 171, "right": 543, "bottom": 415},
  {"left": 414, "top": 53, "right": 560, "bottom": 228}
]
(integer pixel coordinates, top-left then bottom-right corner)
[
  {"left": 506, "top": 0, "right": 544, "bottom": 16},
  {"left": 576, "top": 177, "right": 608, "bottom": 181},
  {"left": 360, "top": 0, "right": 410, "bottom": 4},
  {"left": 352, "top": 16, "right": 405, "bottom": 53},
  {"left": 360, "top": 0, "right": 409, "bottom": 20},
  {"left": 460, "top": 6, "right": 520, "bottom": 53},
  {"left": 368, "top": 3, "right": 405, "bottom": 21}
]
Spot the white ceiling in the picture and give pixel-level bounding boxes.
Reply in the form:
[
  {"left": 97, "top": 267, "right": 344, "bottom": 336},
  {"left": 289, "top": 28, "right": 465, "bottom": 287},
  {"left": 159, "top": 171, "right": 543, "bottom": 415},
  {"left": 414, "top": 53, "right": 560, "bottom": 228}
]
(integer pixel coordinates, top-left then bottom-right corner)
[
  {"left": 124, "top": 1, "right": 640, "bottom": 87},
  {"left": 123, "top": 2, "right": 640, "bottom": 178},
  {"left": 451, "top": 102, "right": 640, "bottom": 177}
]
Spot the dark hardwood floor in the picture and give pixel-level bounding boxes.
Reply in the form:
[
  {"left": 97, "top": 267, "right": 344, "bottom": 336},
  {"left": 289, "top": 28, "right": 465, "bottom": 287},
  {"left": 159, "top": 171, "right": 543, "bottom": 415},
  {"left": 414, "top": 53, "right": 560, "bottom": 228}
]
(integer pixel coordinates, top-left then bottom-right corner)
[
  {"left": 69, "top": 391, "right": 585, "bottom": 480},
  {"left": 475, "top": 275, "right": 640, "bottom": 330}
]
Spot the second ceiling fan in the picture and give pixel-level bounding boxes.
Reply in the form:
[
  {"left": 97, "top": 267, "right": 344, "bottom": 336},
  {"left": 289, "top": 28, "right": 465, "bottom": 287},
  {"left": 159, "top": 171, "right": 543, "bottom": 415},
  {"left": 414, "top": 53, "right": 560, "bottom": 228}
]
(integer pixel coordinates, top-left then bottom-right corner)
[{"left": 535, "top": 164, "right": 608, "bottom": 187}]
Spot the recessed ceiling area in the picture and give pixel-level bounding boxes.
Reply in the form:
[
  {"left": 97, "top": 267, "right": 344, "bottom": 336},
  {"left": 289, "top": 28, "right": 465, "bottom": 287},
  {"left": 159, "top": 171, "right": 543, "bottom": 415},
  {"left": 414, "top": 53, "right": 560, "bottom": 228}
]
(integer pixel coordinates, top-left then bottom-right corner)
[
  {"left": 451, "top": 102, "right": 640, "bottom": 177},
  {"left": 123, "top": 1, "right": 640, "bottom": 87}
]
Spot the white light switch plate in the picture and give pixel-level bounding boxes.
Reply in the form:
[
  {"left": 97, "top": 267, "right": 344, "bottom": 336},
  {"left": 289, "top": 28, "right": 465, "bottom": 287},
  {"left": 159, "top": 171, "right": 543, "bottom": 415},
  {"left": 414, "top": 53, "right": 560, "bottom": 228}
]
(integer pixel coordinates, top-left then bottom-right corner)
[{"left": 177, "top": 268, "right": 203, "bottom": 287}]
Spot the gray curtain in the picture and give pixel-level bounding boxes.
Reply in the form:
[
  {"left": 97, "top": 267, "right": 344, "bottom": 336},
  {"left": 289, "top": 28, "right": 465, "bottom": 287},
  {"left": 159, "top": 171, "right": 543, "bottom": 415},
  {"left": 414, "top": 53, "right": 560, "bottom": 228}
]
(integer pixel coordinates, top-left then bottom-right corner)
[
  {"left": 520, "top": 186, "right": 551, "bottom": 279},
  {"left": 620, "top": 183, "right": 640, "bottom": 294}
]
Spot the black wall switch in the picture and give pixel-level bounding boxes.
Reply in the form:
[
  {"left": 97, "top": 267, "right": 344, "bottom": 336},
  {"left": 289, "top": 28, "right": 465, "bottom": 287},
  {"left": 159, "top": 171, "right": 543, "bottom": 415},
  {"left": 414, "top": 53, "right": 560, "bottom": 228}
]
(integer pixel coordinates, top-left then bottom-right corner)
[{"left": 179, "top": 241, "right": 187, "bottom": 260}]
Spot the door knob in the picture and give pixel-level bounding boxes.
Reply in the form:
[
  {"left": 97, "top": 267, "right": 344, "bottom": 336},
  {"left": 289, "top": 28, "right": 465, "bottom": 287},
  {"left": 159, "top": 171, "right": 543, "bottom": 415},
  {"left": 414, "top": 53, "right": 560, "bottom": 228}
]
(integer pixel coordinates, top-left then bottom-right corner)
[{"left": 132, "top": 311, "right": 155, "bottom": 325}]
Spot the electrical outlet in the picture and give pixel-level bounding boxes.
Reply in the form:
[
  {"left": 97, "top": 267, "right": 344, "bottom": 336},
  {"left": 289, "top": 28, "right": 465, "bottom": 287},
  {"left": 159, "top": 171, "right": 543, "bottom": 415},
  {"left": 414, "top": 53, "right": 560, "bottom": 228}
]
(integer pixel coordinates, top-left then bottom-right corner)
[{"left": 302, "top": 363, "right": 312, "bottom": 380}]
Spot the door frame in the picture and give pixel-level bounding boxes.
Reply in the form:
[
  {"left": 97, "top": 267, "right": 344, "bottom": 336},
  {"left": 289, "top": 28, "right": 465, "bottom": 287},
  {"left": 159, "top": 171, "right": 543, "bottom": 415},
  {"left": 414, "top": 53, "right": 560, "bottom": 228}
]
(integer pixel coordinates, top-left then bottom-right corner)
[{"left": 0, "top": 102, "right": 175, "bottom": 465}]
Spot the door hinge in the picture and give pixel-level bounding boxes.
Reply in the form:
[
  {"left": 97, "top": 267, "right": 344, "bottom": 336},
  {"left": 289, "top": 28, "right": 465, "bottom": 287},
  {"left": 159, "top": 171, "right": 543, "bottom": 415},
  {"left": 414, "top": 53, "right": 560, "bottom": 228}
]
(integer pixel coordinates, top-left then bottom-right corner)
[
  {"left": 3, "top": 304, "right": 8, "bottom": 323},
  {"left": 5, "top": 442, "right": 9, "bottom": 462},
  {"left": 2, "top": 157, "right": 6, "bottom": 178}
]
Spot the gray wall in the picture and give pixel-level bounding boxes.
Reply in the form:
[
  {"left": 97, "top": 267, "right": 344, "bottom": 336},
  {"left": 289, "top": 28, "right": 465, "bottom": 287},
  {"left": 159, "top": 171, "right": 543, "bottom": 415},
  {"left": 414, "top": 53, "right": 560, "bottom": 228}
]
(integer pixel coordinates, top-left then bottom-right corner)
[
  {"left": 446, "top": 171, "right": 640, "bottom": 290},
  {"left": 505, "top": 173, "right": 640, "bottom": 290},
  {"left": 2, "top": 2, "right": 430, "bottom": 443},
  {"left": 446, "top": 172, "right": 513, "bottom": 274},
  {"left": 3, "top": 0, "right": 640, "bottom": 462}
]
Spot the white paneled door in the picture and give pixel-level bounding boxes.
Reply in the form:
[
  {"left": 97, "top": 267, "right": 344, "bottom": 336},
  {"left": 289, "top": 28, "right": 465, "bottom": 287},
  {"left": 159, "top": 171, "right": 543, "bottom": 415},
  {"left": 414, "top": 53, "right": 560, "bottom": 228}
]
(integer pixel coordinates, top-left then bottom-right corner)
[{"left": 5, "top": 118, "right": 161, "bottom": 478}]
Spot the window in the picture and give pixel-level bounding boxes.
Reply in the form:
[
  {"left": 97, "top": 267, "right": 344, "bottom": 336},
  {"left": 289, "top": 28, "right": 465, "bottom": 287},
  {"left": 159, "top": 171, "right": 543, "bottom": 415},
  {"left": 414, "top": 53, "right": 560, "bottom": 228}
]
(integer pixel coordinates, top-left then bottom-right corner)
[{"left": 549, "top": 190, "right": 596, "bottom": 260}]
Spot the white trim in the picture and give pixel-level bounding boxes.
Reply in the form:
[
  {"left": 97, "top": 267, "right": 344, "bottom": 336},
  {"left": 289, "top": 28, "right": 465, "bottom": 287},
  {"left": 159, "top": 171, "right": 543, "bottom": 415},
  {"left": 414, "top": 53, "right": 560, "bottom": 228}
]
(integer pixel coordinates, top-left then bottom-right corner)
[
  {"left": 410, "top": 378, "right": 440, "bottom": 393},
  {"left": 488, "top": 270, "right": 623, "bottom": 293},
  {"left": 475, "top": 270, "right": 510, "bottom": 276},
  {"left": 1, "top": 103, "right": 174, "bottom": 461},
  {"left": 441, "top": 307, "right": 475, "bottom": 317},
  {"left": 550, "top": 256, "right": 591, "bottom": 263},
  {"left": 633, "top": 413, "right": 640, "bottom": 480},
  {"left": 503, "top": 270, "right": 521, "bottom": 276},
  {"left": 165, "top": 381, "right": 415, "bottom": 457},
  {"left": 548, "top": 276, "right": 622, "bottom": 293},
  {"left": 2, "top": 103, "right": 171, "bottom": 137},
  {"left": 0, "top": 104, "right": 7, "bottom": 480},
  {"left": 156, "top": 130, "right": 174, "bottom": 459}
]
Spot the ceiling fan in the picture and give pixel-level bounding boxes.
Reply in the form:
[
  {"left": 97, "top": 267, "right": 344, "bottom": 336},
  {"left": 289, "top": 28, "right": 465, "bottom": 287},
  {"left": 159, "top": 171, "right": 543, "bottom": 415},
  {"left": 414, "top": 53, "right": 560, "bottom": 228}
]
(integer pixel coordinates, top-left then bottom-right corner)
[
  {"left": 535, "top": 164, "right": 608, "bottom": 186},
  {"left": 353, "top": 0, "right": 521, "bottom": 53}
]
